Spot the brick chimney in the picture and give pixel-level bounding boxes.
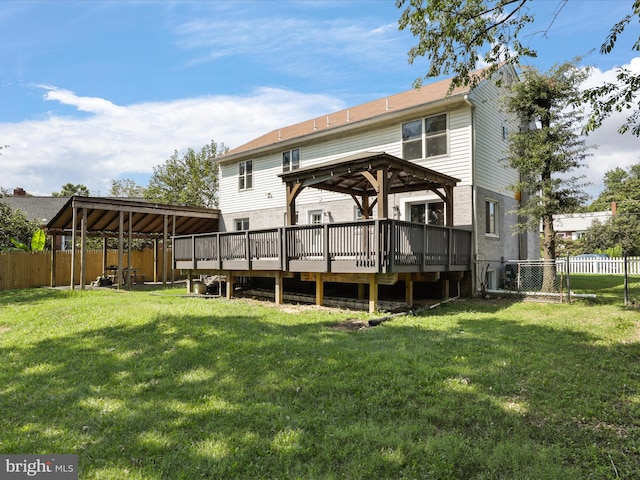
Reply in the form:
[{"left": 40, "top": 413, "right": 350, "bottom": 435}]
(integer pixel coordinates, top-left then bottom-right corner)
[
  {"left": 13, "top": 187, "right": 26, "bottom": 196},
  {"left": 611, "top": 201, "right": 617, "bottom": 216}
]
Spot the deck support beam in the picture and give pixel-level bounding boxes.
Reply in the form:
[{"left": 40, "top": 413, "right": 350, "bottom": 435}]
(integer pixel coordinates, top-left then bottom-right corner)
[
  {"left": 315, "top": 273, "right": 324, "bottom": 306},
  {"left": 226, "top": 271, "right": 234, "bottom": 300},
  {"left": 275, "top": 272, "right": 283, "bottom": 305},
  {"left": 405, "top": 277, "right": 414, "bottom": 307},
  {"left": 369, "top": 273, "right": 379, "bottom": 313}
]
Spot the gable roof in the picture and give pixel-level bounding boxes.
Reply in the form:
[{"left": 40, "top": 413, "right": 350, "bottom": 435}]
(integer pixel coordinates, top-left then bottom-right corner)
[
  {"left": 0, "top": 196, "right": 70, "bottom": 225},
  {"left": 221, "top": 72, "right": 483, "bottom": 163}
]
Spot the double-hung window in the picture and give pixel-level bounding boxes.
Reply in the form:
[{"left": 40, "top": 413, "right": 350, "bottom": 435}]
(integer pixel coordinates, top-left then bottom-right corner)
[
  {"left": 282, "top": 148, "right": 300, "bottom": 172},
  {"left": 402, "top": 113, "right": 448, "bottom": 160},
  {"left": 239, "top": 160, "right": 252, "bottom": 190}
]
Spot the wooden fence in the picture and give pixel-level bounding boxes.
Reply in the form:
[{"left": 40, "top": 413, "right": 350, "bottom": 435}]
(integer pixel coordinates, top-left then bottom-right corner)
[
  {"left": 0, "top": 248, "right": 182, "bottom": 290},
  {"left": 556, "top": 256, "right": 640, "bottom": 275}
]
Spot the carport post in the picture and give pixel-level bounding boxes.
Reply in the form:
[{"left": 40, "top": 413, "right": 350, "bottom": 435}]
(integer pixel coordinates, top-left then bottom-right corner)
[{"left": 70, "top": 206, "right": 77, "bottom": 290}]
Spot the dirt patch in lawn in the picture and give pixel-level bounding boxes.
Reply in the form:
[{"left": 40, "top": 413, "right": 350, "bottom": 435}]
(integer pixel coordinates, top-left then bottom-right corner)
[{"left": 0, "top": 326, "right": 10, "bottom": 335}]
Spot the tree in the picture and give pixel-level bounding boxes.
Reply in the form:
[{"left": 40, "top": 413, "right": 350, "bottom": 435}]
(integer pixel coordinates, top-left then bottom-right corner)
[
  {"left": 397, "top": 0, "right": 640, "bottom": 136},
  {"left": 109, "top": 178, "right": 146, "bottom": 198},
  {"left": 503, "top": 62, "right": 591, "bottom": 291},
  {"left": 582, "top": 215, "right": 640, "bottom": 256},
  {"left": 53, "top": 183, "right": 90, "bottom": 197},
  {"left": 589, "top": 162, "right": 640, "bottom": 213},
  {"left": 0, "top": 203, "right": 41, "bottom": 251},
  {"left": 145, "top": 140, "right": 226, "bottom": 208}
]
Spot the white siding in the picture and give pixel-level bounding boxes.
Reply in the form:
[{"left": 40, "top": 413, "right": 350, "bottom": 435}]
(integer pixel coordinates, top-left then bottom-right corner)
[
  {"left": 220, "top": 104, "right": 474, "bottom": 219},
  {"left": 469, "top": 78, "right": 520, "bottom": 195}
]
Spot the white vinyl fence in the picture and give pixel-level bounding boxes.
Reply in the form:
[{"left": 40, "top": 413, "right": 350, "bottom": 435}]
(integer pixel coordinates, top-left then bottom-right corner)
[{"left": 556, "top": 256, "right": 640, "bottom": 275}]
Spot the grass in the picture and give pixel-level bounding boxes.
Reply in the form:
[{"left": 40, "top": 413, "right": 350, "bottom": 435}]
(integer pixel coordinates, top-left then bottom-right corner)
[{"left": 0, "top": 280, "right": 639, "bottom": 479}]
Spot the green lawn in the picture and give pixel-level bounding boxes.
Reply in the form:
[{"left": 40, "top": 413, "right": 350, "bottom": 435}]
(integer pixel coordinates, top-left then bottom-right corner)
[{"left": 0, "top": 283, "right": 638, "bottom": 479}]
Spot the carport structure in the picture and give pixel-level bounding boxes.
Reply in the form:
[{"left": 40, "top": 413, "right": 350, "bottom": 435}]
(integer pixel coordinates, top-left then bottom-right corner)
[{"left": 46, "top": 196, "right": 220, "bottom": 289}]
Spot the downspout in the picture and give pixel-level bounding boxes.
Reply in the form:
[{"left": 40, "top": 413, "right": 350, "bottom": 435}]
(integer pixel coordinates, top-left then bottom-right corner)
[{"left": 464, "top": 94, "right": 479, "bottom": 295}]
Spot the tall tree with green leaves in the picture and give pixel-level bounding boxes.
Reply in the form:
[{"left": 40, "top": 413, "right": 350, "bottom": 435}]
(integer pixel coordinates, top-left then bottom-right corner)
[
  {"left": 145, "top": 140, "right": 226, "bottom": 208},
  {"left": 504, "top": 62, "right": 591, "bottom": 291},
  {"left": 109, "top": 178, "right": 146, "bottom": 198},
  {"left": 396, "top": 0, "right": 640, "bottom": 136},
  {"left": 589, "top": 162, "right": 640, "bottom": 213},
  {"left": 52, "top": 183, "right": 90, "bottom": 197}
]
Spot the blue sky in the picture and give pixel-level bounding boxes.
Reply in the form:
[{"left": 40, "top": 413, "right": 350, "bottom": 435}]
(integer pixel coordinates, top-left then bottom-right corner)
[{"left": 0, "top": 0, "right": 638, "bottom": 198}]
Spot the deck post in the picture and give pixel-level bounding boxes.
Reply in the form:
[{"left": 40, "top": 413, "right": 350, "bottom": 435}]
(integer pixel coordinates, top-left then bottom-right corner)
[
  {"left": 369, "top": 273, "right": 379, "bottom": 313},
  {"left": 315, "top": 272, "right": 324, "bottom": 306},
  {"left": 274, "top": 271, "right": 283, "bottom": 305},
  {"left": 186, "top": 270, "right": 192, "bottom": 293},
  {"left": 225, "top": 271, "right": 234, "bottom": 300},
  {"left": 405, "top": 275, "right": 414, "bottom": 307},
  {"left": 357, "top": 283, "right": 365, "bottom": 299},
  {"left": 323, "top": 224, "right": 330, "bottom": 272}
]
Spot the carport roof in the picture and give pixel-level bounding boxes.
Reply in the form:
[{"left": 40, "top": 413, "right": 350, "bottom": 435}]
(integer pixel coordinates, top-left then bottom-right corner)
[{"left": 46, "top": 196, "right": 220, "bottom": 237}]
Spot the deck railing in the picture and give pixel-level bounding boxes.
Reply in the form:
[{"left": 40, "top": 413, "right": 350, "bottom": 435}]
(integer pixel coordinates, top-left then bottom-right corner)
[{"left": 173, "top": 219, "right": 472, "bottom": 274}]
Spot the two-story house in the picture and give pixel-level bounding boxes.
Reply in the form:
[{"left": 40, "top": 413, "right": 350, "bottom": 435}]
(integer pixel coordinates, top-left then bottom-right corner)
[{"left": 173, "top": 66, "right": 538, "bottom": 310}]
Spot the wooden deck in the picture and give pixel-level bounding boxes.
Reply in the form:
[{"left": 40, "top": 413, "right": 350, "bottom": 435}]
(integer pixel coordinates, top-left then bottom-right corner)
[
  {"left": 173, "top": 220, "right": 472, "bottom": 312},
  {"left": 173, "top": 219, "right": 471, "bottom": 273}
]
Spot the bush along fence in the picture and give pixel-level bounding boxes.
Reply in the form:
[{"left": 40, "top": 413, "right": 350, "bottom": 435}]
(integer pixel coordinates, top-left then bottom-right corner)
[
  {"left": 0, "top": 248, "right": 183, "bottom": 290},
  {"left": 476, "top": 255, "right": 639, "bottom": 305}
]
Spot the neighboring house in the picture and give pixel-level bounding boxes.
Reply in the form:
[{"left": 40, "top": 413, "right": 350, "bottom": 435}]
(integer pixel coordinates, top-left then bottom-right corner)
[
  {"left": 0, "top": 189, "right": 71, "bottom": 249},
  {"left": 552, "top": 209, "right": 614, "bottom": 241},
  {"left": 215, "top": 66, "right": 537, "bottom": 283}
]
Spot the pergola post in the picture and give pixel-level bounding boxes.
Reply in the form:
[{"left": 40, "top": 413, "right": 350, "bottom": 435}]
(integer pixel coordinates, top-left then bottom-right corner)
[{"left": 376, "top": 167, "right": 389, "bottom": 219}]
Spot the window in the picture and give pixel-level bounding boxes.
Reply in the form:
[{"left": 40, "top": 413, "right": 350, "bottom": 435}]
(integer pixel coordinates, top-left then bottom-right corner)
[
  {"left": 282, "top": 148, "right": 300, "bottom": 172},
  {"left": 354, "top": 207, "right": 363, "bottom": 221},
  {"left": 502, "top": 125, "right": 510, "bottom": 141},
  {"left": 309, "top": 210, "right": 323, "bottom": 225},
  {"left": 402, "top": 113, "right": 448, "bottom": 160},
  {"left": 425, "top": 114, "right": 447, "bottom": 157},
  {"left": 410, "top": 201, "right": 445, "bottom": 226},
  {"left": 235, "top": 218, "right": 250, "bottom": 231},
  {"left": 402, "top": 120, "right": 422, "bottom": 160},
  {"left": 239, "top": 160, "right": 252, "bottom": 190},
  {"left": 485, "top": 201, "right": 498, "bottom": 235}
]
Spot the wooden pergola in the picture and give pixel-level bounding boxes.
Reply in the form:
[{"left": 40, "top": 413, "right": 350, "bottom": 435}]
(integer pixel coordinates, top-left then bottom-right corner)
[
  {"left": 46, "top": 196, "right": 220, "bottom": 289},
  {"left": 278, "top": 151, "right": 459, "bottom": 226}
]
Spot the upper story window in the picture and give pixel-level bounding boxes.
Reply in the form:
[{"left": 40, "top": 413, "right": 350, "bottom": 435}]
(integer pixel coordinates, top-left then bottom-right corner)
[
  {"left": 502, "top": 125, "right": 510, "bottom": 141},
  {"left": 239, "top": 160, "right": 252, "bottom": 190},
  {"left": 282, "top": 148, "right": 300, "bottom": 172},
  {"left": 402, "top": 113, "right": 448, "bottom": 160}
]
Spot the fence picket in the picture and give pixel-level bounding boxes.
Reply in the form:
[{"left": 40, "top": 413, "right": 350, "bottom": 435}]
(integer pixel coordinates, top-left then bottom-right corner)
[{"left": 556, "top": 257, "right": 640, "bottom": 275}]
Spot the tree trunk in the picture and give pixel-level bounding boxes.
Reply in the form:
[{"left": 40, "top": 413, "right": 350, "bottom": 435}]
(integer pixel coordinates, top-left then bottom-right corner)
[{"left": 541, "top": 214, "right": 557, "bottom": 292}]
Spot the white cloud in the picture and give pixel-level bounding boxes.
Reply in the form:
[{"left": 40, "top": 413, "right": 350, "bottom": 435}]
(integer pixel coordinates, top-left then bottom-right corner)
[
  {"left": 0, "top": 86, "right": 345, "bottom": 196},
  {"left": 580, "top": 57, "right": 640, "bottom": 198}
]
